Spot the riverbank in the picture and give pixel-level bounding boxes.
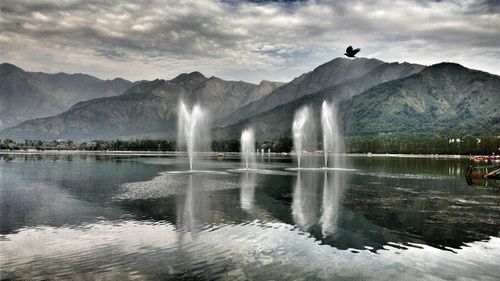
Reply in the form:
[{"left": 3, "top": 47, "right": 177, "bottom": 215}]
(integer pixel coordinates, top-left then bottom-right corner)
[{"left": 0, "top": 149, "right": 478, "bottom": 159}]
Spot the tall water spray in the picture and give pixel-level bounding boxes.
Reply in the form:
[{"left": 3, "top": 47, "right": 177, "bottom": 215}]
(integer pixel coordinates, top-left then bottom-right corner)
[
  {"left": 177, "top": 101, "right": 210, "bottom": 170},
  {"left": 293, "top": 105, "right": 316, "bottom": 169},
  {"left": 241, "top": 128, "right": 255, "bottom": 170},
  {"left": 321, "top": 101, "right": 343, "bottom": 168}
]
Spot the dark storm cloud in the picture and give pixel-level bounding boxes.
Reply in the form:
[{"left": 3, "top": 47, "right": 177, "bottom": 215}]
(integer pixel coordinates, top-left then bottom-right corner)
[{"left": 1, "top": 0, "right": 499, "bottom": 83}]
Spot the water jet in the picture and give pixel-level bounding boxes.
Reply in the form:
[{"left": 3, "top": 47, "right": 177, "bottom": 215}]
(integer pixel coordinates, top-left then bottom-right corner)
[
  {"left": 177, "top": 100, "right": 210, "bottom": 171},
  {"left": 321, "top": 101, "right": 344, "bottom": 169},
  {"left": 241, "top": 128, "right": 256, "bottom": 170},
  {"left": 292, "top": 105, "right": 317, "bottom": 169}
]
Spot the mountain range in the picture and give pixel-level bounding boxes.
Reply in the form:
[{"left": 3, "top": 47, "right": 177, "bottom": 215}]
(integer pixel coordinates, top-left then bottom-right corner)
[
  {"left": 342, "top": 62, "right": 500, "bottom": 137},
  {"left": 0, "top": 63, "right": 135, "bottom": 130},
  {"left": 1, "top": 69, "right": 283, "bottom": 140},
  {"left": 1, "top": 58, "right": 499, "bottom": 141},
  {"left": 215, "top": 57, "right": 387, "bottom": 127},
  {"left": 213, "top": 59, "right": 426, "bottom": 139}
]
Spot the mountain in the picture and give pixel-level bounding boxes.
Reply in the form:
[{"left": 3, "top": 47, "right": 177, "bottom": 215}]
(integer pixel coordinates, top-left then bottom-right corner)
[
  {"left": 215, "top": 57, "right": 385, "bottom": 127},
  {"left": 341, "top": 63, "right": 500, "bottom": 137},
  {"left": 213, "top": 60, "right": 426, "bottom": 139},
  {"left": 0, "top": 72, "right": 283, "bottom": 140},
  {"left": 215, "top": 62, "right": 499, "bottom": 140},
  {"left": 0, "top": 63, "right": 135, "bottom": 130},
  {"left": 2, "top": 59, "right": 497, "bottom": 142},
  {"left": 185, "top": 76, "right": 284, "bottom": 120}
]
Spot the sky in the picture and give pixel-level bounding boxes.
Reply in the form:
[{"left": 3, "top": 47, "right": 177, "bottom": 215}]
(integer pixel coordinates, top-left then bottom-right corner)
[{"left": 1, "top": 0, "right": 499, "bottom": 83}]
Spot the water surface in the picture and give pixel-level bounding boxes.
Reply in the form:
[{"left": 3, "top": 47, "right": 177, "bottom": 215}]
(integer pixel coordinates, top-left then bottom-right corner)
[{"left": 0, "top": 153, "right": 499, "bottom": 280}]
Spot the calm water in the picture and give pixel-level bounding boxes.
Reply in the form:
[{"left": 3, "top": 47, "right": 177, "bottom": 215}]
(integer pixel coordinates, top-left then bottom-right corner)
[{"left": 0, "top": 153, "right": 499, "bottom": 280}]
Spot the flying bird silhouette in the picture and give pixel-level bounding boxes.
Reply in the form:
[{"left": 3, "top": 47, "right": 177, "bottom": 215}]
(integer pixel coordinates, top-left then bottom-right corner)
[{"left": 344, "top": 46, "right": 360, "bottom": 58}]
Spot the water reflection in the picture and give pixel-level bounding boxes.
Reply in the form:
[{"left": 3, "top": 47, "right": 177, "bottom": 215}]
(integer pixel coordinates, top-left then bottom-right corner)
[
  {"left": 176, "top": 175, "right": 209, "bottom": 235},
  {"left": 0, "top": 155, "right": 161, "bottom": 234},
  {"left": 292, "top": 171, "right": 319, "bottom": 231},
  {"left": 291, "top": 170, "right": 348, "bottom": 237},
  {"left": 319, "top": 171, "right": 344, "bottom": 236},
  {"left": 240, "top": 172, "right": 256, "bottom": 213},
  {"left": 1, "top": 153, "right": 500, "bottom": 280},
  {"left": 2, "top": 219, "right": 499, "bottom": 280}
]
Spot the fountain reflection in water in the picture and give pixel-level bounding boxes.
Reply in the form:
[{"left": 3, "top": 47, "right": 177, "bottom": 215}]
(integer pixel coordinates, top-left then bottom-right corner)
[
  {"left": 177, "top": 100, "right": 210, "bottom": 171},
  {"left": 320, "top": 171, "right": 344, "bottom": 236},
  {"left": 292, "top": 171, "right": 320, "bottom": 231},
  {"left": 291, "top": 170, "right": 347, "bottom": 236},
  {"left": 177, "top": 175, "right": 209, "bottom": 238},
  {"left": 240, "top": 172, "right": 256, "bottom": 214}
]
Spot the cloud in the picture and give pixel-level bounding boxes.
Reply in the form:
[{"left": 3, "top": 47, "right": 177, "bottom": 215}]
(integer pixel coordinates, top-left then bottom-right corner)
[{"left": 0, "top": 0, "right": 499, "bottom": 83}]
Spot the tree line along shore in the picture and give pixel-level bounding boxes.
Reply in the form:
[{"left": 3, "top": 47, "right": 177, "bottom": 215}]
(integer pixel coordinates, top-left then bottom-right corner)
[{"left": 1, "top": 135, "right": 499, "bottom": 155}]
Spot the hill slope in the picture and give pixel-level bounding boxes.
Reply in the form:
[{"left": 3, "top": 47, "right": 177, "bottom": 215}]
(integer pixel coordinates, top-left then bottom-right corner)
[
  {"left": 215, "top": 57, "right": 385, "bottom": 126},
  {"left": 0, "top": 72, "right": 283, "bottom": 140},
  {"left": 0, "top": 63, "right": 134, "bottom": 130},
  {"left": 213, "top": 61, "right": 426, "bottom": 139},
  {"left": 341, "top": 63, "right": 500, "bottom": 137},
  {"left": 215, "top": 63, "right": 499, "bottom": 140},
  {"left": 3, "top": 60, "right": 497, "bottom": 142}
]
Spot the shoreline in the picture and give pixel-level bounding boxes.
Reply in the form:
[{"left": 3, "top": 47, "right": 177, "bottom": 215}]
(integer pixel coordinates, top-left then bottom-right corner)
[{"left": 0, "top": 150, "right": 478, "bottom": 159}]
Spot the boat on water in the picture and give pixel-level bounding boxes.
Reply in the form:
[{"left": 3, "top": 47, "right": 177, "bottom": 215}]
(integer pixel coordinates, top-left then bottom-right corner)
[
  {"left": 471, "top": 155, "right": 500, "bottom": 162},
  {"left": 465, "top": 165, "right": 500, "bottom": 187},
  {"left": 466, "top": 165, "right": 500, "bottom": 179}
]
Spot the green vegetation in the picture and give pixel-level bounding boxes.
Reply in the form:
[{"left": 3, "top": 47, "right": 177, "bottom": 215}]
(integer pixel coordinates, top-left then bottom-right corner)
[
  {"left": 2, "top": 135, "right": 499, "bottom": 155},
  {"left": 0, "top": 139, "right": 176, "bottom": 151},
  {"left": 346, "top": 135, "right": 500, "bottom": 155},
  {"left": 342, "top": 63, "right": 500, "bottom": 138},
  {"left": 216, "top": 63, "right": 500, "bottom": 141}
]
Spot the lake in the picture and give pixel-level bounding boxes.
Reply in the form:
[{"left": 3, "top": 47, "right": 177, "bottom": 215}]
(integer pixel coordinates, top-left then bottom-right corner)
[{"left": 0, "top": 153, "right": 499, "bottom": 280}]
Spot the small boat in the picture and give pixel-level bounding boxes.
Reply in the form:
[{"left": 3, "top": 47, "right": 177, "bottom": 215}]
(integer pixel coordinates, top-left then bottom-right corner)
[
  {"left": 466, "top": 165, "right": 500, "bottom": 179},
  {"left": 472, "top": 155, "right": 488, "bottom": 162},
  {"left": 472, "top": 155, "right": 500, "bottom": 162}
]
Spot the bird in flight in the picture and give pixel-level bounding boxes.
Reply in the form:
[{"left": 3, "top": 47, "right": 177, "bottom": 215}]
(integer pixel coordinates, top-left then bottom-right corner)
[{"left": 344, "top": 46, "right": 360, "bottom": 58}]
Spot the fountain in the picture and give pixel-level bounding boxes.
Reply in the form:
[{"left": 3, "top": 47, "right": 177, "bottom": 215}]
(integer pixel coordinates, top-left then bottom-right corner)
[
  {"left": 321, "top": 101, "right": 344, "bottom": 169},
  {"left": 288, "top": 101, "right": 352, "bottom": 172},
  {"left": 292, "top": 105, "right": 317, "bottom": 169},
  {"left": 241, "top": 128, "right": 256, "bottom": 170},
  {"left": 177, "top": 100, "right": 210, "bottom": 171}
]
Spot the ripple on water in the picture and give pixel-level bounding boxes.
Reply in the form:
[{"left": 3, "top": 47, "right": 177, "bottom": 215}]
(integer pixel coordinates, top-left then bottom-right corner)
[
  {"left": 163, "top": 170, "right": 231, "bottom": 175},
  {"left": 284, "top": 167, "right": 357, "bottom": 172},
  {"left": 0, "top": 221, "right": 499, "bottom": 280},
  {"left": 115, "top": 171, "right": 240, "bottom": 200},
  {"left": 228, "top": 168, "right": 296, "bottom": 176},
  {"left": 356, "top": 171, "right": 453, "bottom": 180}
]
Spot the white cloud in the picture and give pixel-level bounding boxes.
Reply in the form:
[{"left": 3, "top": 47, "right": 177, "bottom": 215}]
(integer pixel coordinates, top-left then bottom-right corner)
[{"left": 1, "top": 0, "right": 499, "bottom": 83}]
